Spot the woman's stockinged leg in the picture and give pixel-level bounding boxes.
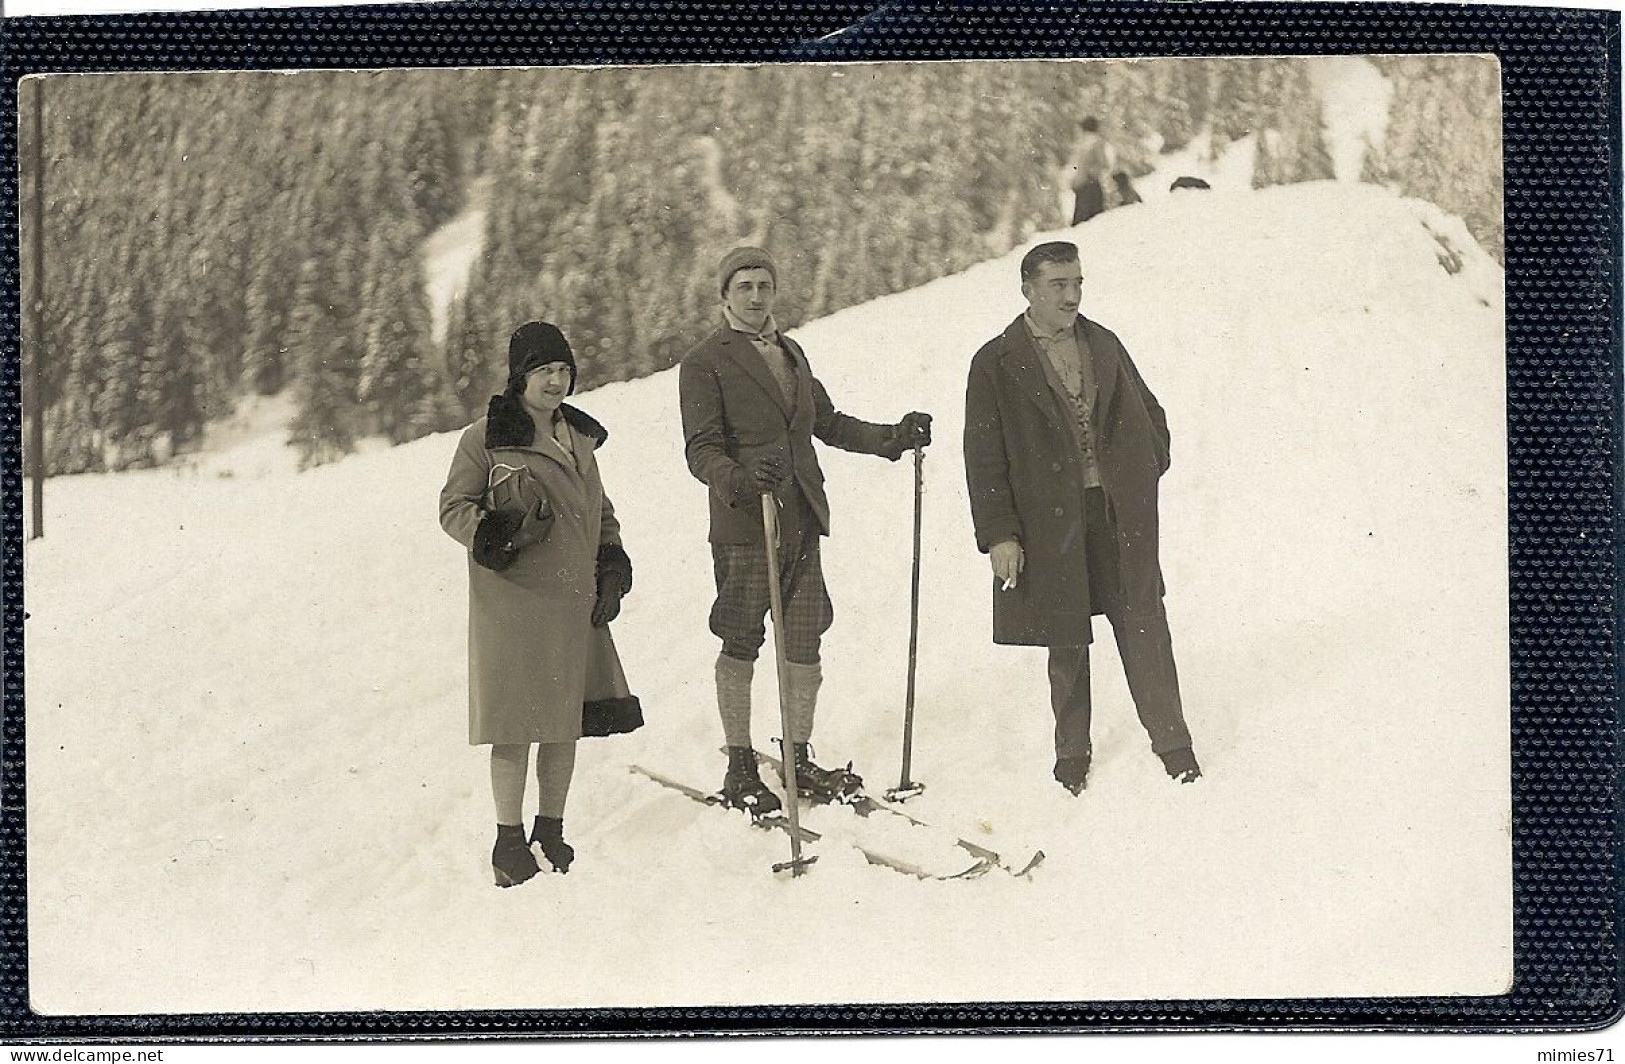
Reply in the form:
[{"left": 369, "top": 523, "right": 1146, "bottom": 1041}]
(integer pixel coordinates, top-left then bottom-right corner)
[
  {"left": 534, "top": 741, "right": 578, "bottom": 819},
  {"left": 490, "top": 743, "right": 530, "bottom": 825}
]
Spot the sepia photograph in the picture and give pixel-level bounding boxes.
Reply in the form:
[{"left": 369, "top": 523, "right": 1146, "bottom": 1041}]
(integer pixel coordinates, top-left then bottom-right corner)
[{"left": 17, "top": 55, "right": 1512, "bottom": 1016}]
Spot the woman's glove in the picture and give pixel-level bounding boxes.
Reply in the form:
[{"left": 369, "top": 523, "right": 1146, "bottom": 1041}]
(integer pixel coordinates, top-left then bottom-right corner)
[
  {"left": 592, "top": 543, "right": 633, "bottom": 626},
  {"left": 511, "top": 496, "right": 555, "bottom": 550},
  {"left": 592, "top": 573, "right": 626, "bottom": 627},
  {"left": 472, "top": 509, "right": 524, "bottom": 571}
]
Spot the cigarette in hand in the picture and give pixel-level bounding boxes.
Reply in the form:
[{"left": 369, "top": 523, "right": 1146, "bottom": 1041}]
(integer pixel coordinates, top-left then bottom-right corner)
[{"left": 1001, "top": 578, "right": 1016, "bottom": 591}]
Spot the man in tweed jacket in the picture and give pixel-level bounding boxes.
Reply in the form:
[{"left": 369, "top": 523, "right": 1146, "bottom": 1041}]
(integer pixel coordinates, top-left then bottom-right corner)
[{"left": 679, "top": 246, "right": 932, "bottom": 812}]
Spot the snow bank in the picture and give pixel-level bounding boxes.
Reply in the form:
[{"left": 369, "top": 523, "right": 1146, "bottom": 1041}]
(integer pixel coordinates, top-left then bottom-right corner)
[{"left": 24, "top": 182, "right": 1508, "bottom": 1013}]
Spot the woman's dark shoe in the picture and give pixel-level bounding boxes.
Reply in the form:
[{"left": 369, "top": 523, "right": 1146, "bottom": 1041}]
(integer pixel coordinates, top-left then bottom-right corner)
[
  {"left": 492, "top": 823, "right": 541, "bottom": 888},
  {"left": 1160, "top": 747, "right": 1202, "bottom": 784},
  {"left": 530, "top": 815, "right": 575, "bottom": 873}
]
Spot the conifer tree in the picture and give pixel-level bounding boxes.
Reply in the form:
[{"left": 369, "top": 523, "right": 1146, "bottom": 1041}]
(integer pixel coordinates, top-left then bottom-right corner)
[
  {"left": 357, "top": 224, "right": 442, "bottom": 443},
  {"left": 286, "top": 258, "right": 354, "bottom": 468},
  {"left": 143, "top": 289, "right": 205, "bottom": 455},
  {"left": 405, "top": 100, "right": 463, "bottom": 230},
  {"left": 443, "top": 289, "right": 493, "bottom": 419}
]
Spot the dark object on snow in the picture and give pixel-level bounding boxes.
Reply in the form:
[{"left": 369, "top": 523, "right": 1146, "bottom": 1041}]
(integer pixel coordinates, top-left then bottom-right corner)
[
  {"left": 492, "top": 823, "right": 541, "bottom": 887},
  {"left": 1054, "top": 755, "right": 1090, "bottom": 795},
  {"left": 1111, "top": 172, "right": 1142, "bottom": 206},
  {"left": 529, "top": 815, "right": 575, "bottom": 873},
  {"left": 472, "top": 508, "right": 524, "bottom": 571},
  {"left": 1160, "top": 747, "right": 1203, "bottom": 784},
  {"left": 1071, "top": 181, "right": 1106, "bottom": 226},
  {"left": 1170, "top": 175, "right": 1212, "bottom": 192},
  {"left": 722, "top": 745, "right": 783, "bottom": 815}
]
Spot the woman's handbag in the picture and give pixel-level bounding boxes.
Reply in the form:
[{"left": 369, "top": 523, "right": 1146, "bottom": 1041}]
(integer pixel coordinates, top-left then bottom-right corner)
[
  {"left": 483, "top": 462, "right": 555, "bottom": 551},
  {"left": 581, "top": 623, "right": 643, "bottom": 737}
]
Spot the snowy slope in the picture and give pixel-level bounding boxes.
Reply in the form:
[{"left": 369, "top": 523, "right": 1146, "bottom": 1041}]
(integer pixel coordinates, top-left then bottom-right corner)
[{"left": 23, "top": 182, "right": 1509, "bottom": 1013}]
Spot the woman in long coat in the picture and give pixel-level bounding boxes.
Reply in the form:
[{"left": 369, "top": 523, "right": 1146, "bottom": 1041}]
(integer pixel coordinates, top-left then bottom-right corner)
[{"left": 439, "top": 321, "right": 640, "bottom": 887}]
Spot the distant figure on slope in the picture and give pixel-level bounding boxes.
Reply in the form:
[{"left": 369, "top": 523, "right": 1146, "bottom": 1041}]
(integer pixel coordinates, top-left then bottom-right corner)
[
  {"left": 1064, "top": 116, "right": 1113, "bottom": 226},
  {"left": 1111, "top": 171, "right": 1143, "bottom": 207},
  {"left": 962, "top": 241, "right": 1201, "bottom": 796},
  {"left": 678, "top": 247, "right": 933, "bottom": 813},
  {"left": 439, "top": 321, "right": 642, "bottom": 888}
]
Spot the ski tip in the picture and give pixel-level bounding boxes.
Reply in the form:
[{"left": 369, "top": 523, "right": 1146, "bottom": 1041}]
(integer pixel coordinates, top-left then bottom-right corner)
[
  {"left": 1009, "top": 850, "right": 1047, "bottom": 878},
  {"left": 953, "top": 858, "right": 997, "bottom": 880}
]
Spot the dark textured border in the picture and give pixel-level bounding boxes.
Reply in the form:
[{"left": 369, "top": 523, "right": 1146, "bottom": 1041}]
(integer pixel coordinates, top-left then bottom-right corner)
[{"left": 1, "top": 0, "right": 1619, "bottom": 1040}]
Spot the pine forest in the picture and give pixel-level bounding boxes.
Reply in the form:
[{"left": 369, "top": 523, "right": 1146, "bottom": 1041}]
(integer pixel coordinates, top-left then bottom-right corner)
[{"left": 17, "top": 57, "right": 1502, "bottom": 474}]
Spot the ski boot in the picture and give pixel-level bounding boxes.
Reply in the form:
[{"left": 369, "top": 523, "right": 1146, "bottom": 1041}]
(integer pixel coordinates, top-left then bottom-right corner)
[
  {"left": 721, "top": 746, "right": 782, "bottom": 817},
  {"left": 529, "top": 815, "right": 575, "bottom": 873},
  {"left": 791, "top": 743, "right": 863, "bottom": 804},
  {"left": 492, "top": 823, "right": 541, "bottom": 888}
]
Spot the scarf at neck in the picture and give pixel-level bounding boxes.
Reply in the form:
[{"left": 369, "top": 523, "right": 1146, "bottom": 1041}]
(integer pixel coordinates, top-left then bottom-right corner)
[{"left": 722, "top": 304, "right": 780, "bottom": 344}]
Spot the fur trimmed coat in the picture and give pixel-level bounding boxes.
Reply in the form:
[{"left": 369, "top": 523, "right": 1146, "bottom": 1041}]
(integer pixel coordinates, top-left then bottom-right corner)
[
  {"left": 439, "top": 396, "right": 640, "bottom": 744},
  {"left": 963, "top": 315, "right": 1171, "bottom": 647}
]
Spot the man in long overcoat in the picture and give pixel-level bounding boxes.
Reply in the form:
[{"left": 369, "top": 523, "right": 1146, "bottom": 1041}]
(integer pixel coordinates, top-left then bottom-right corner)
[
  {"left": 679, "top": 246, "right": 932, "bottom": 811},
  {"left": 963, "top": 241, "right": 1200, "bottom": 794}
]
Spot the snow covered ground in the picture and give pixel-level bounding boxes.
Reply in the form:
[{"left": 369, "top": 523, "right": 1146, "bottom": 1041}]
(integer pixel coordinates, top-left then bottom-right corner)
[{"left": 22, "top": 181, "right": 1509, "bottom": 1014}]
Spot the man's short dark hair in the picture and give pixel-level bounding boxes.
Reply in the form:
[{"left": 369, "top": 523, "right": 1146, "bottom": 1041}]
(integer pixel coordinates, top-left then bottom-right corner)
[{"left": 1020, "top": 241, "right": 1080, "bottom": 283}]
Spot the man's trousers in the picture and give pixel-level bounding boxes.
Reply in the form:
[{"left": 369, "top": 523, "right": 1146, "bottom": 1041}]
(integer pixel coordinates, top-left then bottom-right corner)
[
  {"left": 1048, "top": 487, "right": 1192, "bottom": 760},
  {"left": 708, "top": 493, "right": 833, "bottom": 666}
]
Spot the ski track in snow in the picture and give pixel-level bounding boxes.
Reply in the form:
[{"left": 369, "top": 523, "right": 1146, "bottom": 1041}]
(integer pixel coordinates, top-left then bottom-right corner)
[
  {"left": 1308, "top": 57, "right": 1396, "bottom": 183},
  {"left": 24, "top": 183, "right": 1510, "bottom": 1013},
  {"left": 424, "top": 176, "right": 491, "bottom": 345}
]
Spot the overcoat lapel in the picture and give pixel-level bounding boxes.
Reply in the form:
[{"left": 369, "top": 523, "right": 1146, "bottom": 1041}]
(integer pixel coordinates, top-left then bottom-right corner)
[
  {"left": 781, "top": 335, "right": 813, "bottom": 418},
  {"left": 998, "top": 318, "right": 1066, "bottom": 433},
  {"left": 532, "top": 429, "right": 582, "bottom": 480},
  {"left": 720, "top": 332, "right": 793, "bottom": 419},
  {"left": 1080, "top": 317, "right": 1120, "bottom": 422}
]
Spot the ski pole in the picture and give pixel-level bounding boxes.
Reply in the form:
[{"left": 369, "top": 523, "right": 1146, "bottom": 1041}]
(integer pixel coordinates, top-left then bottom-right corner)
[
  {"left": 762, "top": 493, "right": 815, "bottom": 877},
  {"left": 888, "top": 445, "right": 927, "bottom": 802}
]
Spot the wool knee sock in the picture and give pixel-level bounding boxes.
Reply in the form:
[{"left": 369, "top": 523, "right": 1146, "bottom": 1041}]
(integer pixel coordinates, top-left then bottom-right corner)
[
  {"left": 534, "top": 741, "right": 578, "bottom": 819},
  {"left": 490, "top": 743, "right": 530, "bottom": 825},
  {"left": 783, "top": 661, "right": 822, "bottom": 746},
  {"left": 716, "top": 653, "right": 754, "bottom": 748}
]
